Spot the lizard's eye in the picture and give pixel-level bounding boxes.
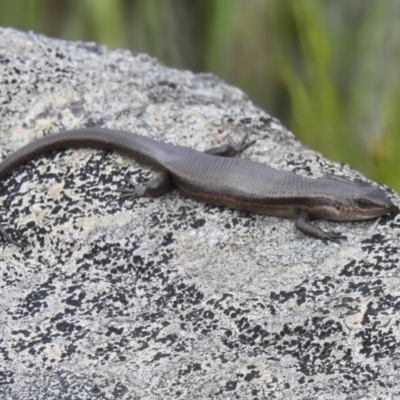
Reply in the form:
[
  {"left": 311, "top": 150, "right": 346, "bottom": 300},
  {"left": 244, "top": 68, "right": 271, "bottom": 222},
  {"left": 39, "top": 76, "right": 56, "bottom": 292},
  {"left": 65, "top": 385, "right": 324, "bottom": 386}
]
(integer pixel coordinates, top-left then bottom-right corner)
[{"left": 355, "top": 199, "right": 374, "bottom": 209}]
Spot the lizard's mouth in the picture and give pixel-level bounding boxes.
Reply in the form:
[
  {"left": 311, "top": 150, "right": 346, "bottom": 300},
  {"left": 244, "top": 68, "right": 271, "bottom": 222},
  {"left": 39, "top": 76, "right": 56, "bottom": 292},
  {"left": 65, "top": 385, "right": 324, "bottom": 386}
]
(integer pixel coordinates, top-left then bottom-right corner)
[
  {"left": 345, "top": 203, "right": 395, "bottom": 220},
  {"left": 310, "top": 201, "right": 395, "bottom": 221}
]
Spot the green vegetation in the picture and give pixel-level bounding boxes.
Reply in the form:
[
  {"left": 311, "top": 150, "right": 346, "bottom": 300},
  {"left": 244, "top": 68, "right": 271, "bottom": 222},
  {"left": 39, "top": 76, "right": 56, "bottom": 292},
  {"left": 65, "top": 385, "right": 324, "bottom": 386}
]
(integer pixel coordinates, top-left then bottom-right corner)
[{"left": 1, "top": 0, "right": 399, "bottom": 190}]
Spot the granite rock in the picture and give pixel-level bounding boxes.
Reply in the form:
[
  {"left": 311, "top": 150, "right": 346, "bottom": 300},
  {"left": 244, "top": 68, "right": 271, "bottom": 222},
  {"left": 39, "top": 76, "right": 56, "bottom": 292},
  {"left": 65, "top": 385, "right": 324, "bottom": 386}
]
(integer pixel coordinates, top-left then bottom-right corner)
[{"left": 0, "top": 28, "right": 399, "bottom": 399}]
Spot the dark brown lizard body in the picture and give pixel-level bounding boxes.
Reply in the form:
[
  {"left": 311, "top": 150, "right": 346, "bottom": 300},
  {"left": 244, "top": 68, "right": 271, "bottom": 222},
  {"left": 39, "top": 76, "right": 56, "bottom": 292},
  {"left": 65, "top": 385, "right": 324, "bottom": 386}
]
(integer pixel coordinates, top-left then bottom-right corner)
[{"left": 0, "top": 128, "right": 394, "bottom": 246}]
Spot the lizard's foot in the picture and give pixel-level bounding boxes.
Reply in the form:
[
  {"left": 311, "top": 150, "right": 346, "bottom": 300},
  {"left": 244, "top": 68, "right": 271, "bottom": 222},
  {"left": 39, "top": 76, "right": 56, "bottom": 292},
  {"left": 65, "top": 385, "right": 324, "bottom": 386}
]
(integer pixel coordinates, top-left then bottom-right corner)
[
  {"left": 116, "top": 171, "right": 171, "bottom": 199},
  {"left": 319, "top": 231, "right": 347, "bottom": 244},
  {"left": 116, "top": 178, "right": 148, "bottom": 199},
  {"left": 204, "top": 134, "right": 256, "bottom": 157},
  {"left": 295, "top": 210, "right": 347, "bottom": 243}
]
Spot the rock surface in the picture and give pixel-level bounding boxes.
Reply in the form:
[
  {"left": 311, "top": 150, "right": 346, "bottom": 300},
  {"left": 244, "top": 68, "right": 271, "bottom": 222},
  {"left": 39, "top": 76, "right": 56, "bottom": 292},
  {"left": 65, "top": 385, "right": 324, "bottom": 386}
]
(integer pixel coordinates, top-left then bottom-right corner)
[{"left": 0, "top": 28, "right": 399, "bottom": 399}]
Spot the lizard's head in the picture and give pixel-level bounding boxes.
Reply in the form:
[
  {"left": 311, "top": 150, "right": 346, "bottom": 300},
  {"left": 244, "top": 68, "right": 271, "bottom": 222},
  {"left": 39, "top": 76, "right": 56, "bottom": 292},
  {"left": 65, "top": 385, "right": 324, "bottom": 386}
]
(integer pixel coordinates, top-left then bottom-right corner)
[
  {"left": 312, "top": 175, "right": 396, "bottom": 221},
  {"left": 348, "top": 182, "right": 395, "bottom": 220}
]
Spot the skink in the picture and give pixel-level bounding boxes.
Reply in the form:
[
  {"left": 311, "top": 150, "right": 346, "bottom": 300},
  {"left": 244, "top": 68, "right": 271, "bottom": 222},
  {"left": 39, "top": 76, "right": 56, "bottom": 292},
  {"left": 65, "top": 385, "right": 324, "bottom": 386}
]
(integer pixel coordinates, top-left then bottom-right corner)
[{"left": 0, "top": 128, "right": 394, "bottom": 247}]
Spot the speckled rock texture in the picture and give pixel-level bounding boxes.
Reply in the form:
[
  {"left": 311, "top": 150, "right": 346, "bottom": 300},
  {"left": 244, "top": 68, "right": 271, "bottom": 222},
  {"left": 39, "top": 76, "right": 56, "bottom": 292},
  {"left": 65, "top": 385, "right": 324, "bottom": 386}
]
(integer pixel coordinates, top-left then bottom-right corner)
[{"left": 0, "top": 28, "right": 399, "bottom": 400}]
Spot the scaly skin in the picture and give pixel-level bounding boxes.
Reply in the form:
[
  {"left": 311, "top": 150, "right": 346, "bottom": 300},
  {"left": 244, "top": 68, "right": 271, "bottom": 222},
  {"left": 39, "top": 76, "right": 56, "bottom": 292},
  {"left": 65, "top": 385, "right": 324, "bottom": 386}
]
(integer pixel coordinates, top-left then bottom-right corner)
[{"left": 0, "top": 128, "right": 395, "bottom": 246}]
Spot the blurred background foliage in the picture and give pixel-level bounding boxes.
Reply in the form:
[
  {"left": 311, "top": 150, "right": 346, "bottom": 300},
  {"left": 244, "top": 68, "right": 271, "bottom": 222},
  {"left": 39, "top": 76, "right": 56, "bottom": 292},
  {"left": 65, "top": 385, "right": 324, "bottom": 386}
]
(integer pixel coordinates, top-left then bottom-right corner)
[{"left": 1, "top": 0, "right": 399, "bottom": 191}]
